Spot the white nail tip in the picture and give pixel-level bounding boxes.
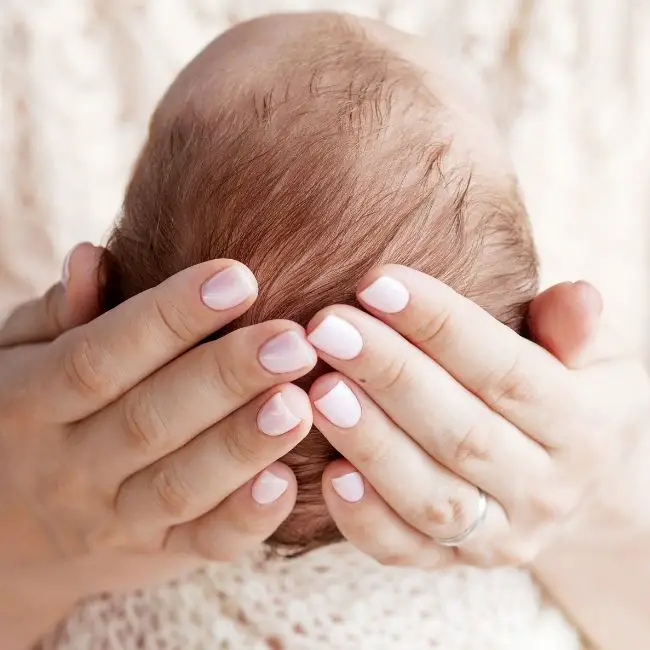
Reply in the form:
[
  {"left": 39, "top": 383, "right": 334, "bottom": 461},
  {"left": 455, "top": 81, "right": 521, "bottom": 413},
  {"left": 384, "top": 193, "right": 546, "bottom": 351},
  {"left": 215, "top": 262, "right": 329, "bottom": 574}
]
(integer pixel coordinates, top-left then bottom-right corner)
[
  {"left": 307, "top": 314, "right": 363, "bottom": 360},
  {"left": 332, "top": 472, "right": 365, "bottom": 503},
  {"left": 359, "top": 276, "right": 410, "bottom": 314},
  {"left": 252, "top": 471, "right": 289, "bottom": 505},
  {"left": 257, "top": 393, "right": 302, "bottom": 436},
  {"left": 314, "top": 381, "right": 362, "bottom": 428}
]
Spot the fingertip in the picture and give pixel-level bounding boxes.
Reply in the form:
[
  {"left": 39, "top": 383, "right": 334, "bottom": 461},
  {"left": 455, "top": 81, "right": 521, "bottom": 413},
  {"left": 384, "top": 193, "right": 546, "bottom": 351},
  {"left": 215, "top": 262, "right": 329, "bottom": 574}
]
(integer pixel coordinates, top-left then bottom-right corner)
[
  {"left": 199, "top": 260, "right": 259, "bottom": 313},
  {"left": 219, "top": 259, "right": 259, "bottom": 288},
  {"left": 63, "top": 242, "right": 98, "bottom": 288},
  {"left": 64, "top": 242, "right": 103, "bottom": 327},
  {"left": 277, "top": 384, "right": 313, "bottom": 427},
  {"left": 305, "top": 305, "right": 357, "bottom": 336},
  {"left": 573, "top": 280, "right": 603, "bottom": 317},
  {"left": 308, "top": 372, "right": 345, "bottom": 402},
  {"left": 355, "top": 263, "right": 407, "bottom": 294},
  {"left": 264, "top": 460, "right": 297, "bottom": 484},
  {"left": 251, "top": 462, "right": 297, "bottom": 507},
  {"left": 255, "top": 384, "right": 313, "bottom": 440},
  {"left": 529, "top": 281, "right": 602, "bottom": 324},
  {"left": 322, "top": 457, "right": 358, "bottom": 482},
  {"left": 321, "top": 459, "right": 367, "bottom": 506},
  {"left": 527, "top": 280, "right": 603, "bottom": 367}
]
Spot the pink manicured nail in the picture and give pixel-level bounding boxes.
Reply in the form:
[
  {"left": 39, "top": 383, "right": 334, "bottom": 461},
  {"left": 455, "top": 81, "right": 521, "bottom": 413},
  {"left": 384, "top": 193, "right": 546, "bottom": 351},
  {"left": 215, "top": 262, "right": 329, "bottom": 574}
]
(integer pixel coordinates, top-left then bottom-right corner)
[
  {"left": 201, "top": 266, "right": 256, "bottom": 311},
  {"left": 308, "top": 314, "right": 363, "bottom": 360},
  {"left": 258, "top": 331, "right": 316, "bottom": 374},
  {"left": 314, "top": 381, "right": 361, "bottom": 428},
  {"left": 359, "top": 277, "right": 410, "bottom": 313},
  {"left": 332, "top": 472, "right": 364, "bottom": 503},
  {"left": 257, "top": 393, "right": 302, "bottom": 436},
  {"left": 252, "top": 470, "right": 289, "bottom": 505}
]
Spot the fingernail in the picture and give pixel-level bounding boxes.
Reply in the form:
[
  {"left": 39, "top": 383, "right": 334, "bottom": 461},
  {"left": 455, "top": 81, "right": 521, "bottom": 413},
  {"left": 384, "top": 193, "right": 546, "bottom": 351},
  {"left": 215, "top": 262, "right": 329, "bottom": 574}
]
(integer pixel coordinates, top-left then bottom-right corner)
[
  {"left": 308, "top": 314, "right": 363, "bottom": 360},
  {"left": 314, "top": 380, "right": 361, "bottom": 428},
  {"left": 61, "top": 245, "right": 80, "bottom": 288},
  {"left": 252, "top": 470, "right": 289, "bottom": 505},
  {"left": 201, "top": 266, "right": 256, "bottom": 311},
  {"left": 358, "top": 276, "right": 410, "bottom": 313},
  {"left": 257, "top": 393, "right": 302, "bottom": 436},
  {"left": 332, "top": 472, "right": 364, "bottom": 503},
  {"left": 258, "top": 331, "right": 316, "bottom": 374}
]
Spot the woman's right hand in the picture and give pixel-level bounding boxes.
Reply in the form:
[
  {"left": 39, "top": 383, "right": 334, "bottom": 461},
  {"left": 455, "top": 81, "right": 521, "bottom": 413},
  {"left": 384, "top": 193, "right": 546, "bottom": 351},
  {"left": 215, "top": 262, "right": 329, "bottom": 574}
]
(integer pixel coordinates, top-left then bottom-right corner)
[{"left": 0, "top": 245, "right": 316, "bottom": 647}]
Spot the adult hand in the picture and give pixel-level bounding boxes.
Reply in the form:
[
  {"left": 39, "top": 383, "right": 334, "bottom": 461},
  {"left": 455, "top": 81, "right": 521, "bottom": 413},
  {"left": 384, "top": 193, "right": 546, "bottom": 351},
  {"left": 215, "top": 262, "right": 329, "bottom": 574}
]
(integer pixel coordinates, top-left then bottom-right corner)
[
  {"left": 304, "top": 265, "right": 650, "bottom": 570},
  {"left": 0, "top": 245, "right": 316, "bottom": 648}
]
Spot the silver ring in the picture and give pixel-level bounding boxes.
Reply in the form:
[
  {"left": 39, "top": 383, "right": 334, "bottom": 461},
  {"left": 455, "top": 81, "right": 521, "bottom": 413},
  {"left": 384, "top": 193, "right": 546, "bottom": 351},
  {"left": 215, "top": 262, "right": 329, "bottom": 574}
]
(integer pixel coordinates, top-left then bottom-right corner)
[{"left": 434, "top": 489, "right": 488, "bottom": 547}]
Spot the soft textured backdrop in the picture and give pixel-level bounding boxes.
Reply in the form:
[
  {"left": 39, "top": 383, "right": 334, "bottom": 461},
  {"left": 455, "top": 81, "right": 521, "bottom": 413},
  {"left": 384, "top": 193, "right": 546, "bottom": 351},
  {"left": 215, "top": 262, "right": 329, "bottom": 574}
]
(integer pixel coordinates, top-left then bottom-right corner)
[{"left": 1, "top": 0, "right": 648, "bottom": 362}]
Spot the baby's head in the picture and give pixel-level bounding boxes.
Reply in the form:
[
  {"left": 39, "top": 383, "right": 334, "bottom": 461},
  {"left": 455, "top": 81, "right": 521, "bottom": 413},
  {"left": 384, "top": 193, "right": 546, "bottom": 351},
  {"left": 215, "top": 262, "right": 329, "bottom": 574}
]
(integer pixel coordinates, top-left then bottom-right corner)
[{"left": 101, "top": 12, "right": 538, "bottom": 553}]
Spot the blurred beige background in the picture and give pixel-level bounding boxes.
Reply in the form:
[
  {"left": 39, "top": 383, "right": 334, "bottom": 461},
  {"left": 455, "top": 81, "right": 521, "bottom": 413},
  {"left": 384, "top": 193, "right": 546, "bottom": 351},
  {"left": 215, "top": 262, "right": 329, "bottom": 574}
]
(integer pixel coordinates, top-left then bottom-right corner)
[{"left": 1, "top": 0, "right": 648, "bottom": 363}]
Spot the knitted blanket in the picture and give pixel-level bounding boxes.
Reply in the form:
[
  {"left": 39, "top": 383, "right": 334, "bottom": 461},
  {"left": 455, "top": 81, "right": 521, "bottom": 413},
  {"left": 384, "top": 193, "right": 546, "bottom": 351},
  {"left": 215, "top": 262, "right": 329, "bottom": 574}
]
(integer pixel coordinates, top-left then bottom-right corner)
[{"left": 2, "top": 1, "right": 648, "bottom": 647}]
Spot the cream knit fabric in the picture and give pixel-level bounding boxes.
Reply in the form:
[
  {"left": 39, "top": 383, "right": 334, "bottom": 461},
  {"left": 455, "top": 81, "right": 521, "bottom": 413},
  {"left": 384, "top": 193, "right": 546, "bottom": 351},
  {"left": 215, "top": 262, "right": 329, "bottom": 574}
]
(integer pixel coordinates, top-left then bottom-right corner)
[
  {"left": 41, "top": 545, "right": 582, "bottom": 650},
  {"left": 2, "top": 1, "right": 648, "bottom": 648}
]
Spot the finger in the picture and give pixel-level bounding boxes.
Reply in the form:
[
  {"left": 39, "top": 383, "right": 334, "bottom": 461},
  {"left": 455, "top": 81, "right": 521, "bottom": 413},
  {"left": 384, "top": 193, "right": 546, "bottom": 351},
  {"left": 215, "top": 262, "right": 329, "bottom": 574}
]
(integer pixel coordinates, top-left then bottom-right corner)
[
  {"left": 307, "top": 314, "right": 559, "bottom": 521},
  {"left": 165, "top": 463, "right": 296, "bottom": 561},
  {"left": 73, "top": 323, "right": 316, "bottom": 482},
  {"left": 322, "top": 459, "right": 454, "bottom": 568},
  {"left": 113, "top": 385, "right": 311, "bottom": 530},
  {"left": 65, "top": 243, "right": 105, "bottom": 329},
  {"left": 18, "top": 260, "right": 261, "bottom": 422},
  {"left": 324, "top": 457, "right": 518, "bottom": 568},
  {"left": 311, "top": 374, "right": 523, "bottom": 544},
  {"left": 526, "top": 282, "right": 600, "bottom": 365},
  {"left": 307, "top": 305, "right": 561, "bottom": 455},
  {"left": 0, "top": 243, "right": 101, "bottom": 347},
  {"left": 527, "top": 280, "right": 616, "bottom": 368},
  {"left": 352, "top": 265, "right": 578, "bottom": 441}
]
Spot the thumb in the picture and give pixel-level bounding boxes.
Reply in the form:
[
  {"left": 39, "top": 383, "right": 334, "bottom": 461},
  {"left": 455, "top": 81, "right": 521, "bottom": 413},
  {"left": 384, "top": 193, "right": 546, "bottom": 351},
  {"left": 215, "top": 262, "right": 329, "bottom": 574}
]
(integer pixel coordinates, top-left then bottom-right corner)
[
  {"left": 0, "top": 243, "right": 104, "bottom": 347},
  {"left": 527, "top": 281, "right": 606, "bottom": 369}
]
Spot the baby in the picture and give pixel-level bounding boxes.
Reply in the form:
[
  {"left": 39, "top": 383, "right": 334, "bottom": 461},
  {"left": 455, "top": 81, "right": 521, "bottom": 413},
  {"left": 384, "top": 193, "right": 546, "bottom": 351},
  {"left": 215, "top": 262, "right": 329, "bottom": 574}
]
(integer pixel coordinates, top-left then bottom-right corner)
[{"left": 100, "top": 12, "right": 538, "bottom": 552}]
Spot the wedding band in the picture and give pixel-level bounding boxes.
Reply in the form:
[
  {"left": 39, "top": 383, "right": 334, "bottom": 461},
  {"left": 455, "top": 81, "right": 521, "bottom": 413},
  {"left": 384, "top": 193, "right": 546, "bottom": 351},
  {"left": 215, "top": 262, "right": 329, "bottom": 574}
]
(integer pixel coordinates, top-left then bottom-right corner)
[{"left": 434, "top": 489, "right": 488, "bottom": 547}]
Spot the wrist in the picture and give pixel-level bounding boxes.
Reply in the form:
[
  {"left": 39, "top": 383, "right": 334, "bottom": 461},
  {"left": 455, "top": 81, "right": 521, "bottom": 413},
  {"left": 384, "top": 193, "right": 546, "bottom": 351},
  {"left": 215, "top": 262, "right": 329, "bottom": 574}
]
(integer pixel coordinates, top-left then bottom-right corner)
[
  {"left": 532, "top": 427, "right": 650, "bottom": 650},
  {"left": 533, "top": 530, "right": 650, "bottom": 650}
]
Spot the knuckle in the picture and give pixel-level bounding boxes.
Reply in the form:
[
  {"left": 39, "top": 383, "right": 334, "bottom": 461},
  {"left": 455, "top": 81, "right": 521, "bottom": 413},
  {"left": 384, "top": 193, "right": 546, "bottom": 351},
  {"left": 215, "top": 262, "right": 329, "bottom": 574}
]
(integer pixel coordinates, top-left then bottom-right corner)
[
  {"left": 121, "top": 389, "right": 169, "bottom": 453},
  {"left": 151, "top": 464, "right": 194, "bottom": 519},
  {"left": 150, "top": 292, "right": 198, "bottom": 345},
  {"left": 190, "top": 514, "right": 271, "bottom": 562},
  {"left": 211, "top": 352, "right": 252, "bottom": 401},
  {"left": 367, "top": 356, "right": 410, "bottom": 394},
  {"left": 411, "top": 308, "right": 454, "bottom": 349},
  {"left": 62, "top": 334, "right": 110, "bottom": 399},
  {"left": 223, "top": 424, "right": 262, "bottom": 466},
  {"left": 420, "top": 495, "right": 465, "bottom": 530},
  {"left": 355, "top": 434, "right": 392, "bottom": 466},
  {"left": 448, "top": 420, "right": 492, "bottom": 466},
  {"left": 189, "top": 526, "right": 229, "bottom": 562},
  {"left": 229, "top": 506, "right": 273, "bottom": 538},
  {"left": 481, "top": 355, "right": 537, "bottom": 411}
]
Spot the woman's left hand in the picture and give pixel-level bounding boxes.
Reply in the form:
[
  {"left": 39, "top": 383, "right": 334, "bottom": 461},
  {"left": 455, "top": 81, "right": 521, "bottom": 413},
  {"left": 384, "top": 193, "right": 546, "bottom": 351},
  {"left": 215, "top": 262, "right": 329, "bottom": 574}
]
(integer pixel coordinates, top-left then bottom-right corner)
[{"left": 305, "top": 265, "right": 650, "bottom": 569}]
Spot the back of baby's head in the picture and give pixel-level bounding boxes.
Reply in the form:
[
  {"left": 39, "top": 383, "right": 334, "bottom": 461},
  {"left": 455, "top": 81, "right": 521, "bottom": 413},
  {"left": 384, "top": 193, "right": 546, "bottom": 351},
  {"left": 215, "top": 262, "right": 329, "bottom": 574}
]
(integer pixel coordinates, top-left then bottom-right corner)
[{"left": 101, "top": 13, "right": 538, "bottom": 553}]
